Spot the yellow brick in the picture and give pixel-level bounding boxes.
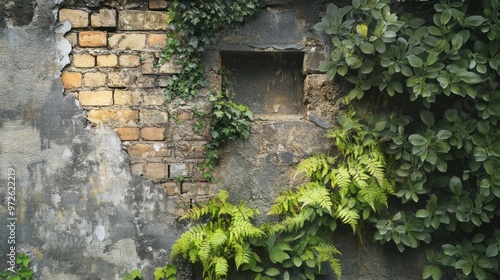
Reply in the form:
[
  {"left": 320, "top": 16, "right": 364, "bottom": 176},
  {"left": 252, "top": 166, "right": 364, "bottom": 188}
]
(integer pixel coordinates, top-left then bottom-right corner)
[
  {"left": 144, "top": 163, "right": 167, "bottom": 180},
  {"left": 140, "top": 110, "right": 168, "bottom": 124},
  {"left": 59, "top": 9, "right": 88, "bottom": 28},
  {"left": 79, "top": 31, "right": 107, "bottom": 47},
  {"left": 128, "top": 143, "right": 170, "bottom": 159},
  {"left": 79, "top": 91, "right": 113, "bottom": 106},
  {"left": 91, "top": 9, "right": 117, "bottom": 28},
  {"left": 108, "top": 34, "right": 146, "bottom": 50},
  {"left": 87, "top": 109, "right": 138, "bottom": 124},
  {"left": 97, "top": 54, "right": 118, "bottom": 67},
  {"left": 114, "top": 90, "right": 142, "bottom": 106},
  {"left": 143, "top": 95, "right": 165, "bottom": 106},
  {"left": 149, "top": 0, "right": 168, "bottom": 10},
  {"left": 118, "top": 11, "right": 169, "bottom": 31},
  {"left": 161, "top": 182, "right": 180, "bottom": 196},
  {"left": 119, "top": 54, "right": 141, "bottom": 67},
  {"left": 141, "top": 127, "right": 165, "bottom": 140},
  {"left": 73, "top": 53, "right": 95, "bottom": 68},
  {"left": 147, "top": 34, "right": 166, "bottom": 48},
  {"left": 61, "top": 72, "right": 82, "bottom": 89},
  {"left": 115, "top": 127, "right": 140, "bottom": 140},
  {"left": 83, "top": 72, "right": 107, "bottom": 87}
]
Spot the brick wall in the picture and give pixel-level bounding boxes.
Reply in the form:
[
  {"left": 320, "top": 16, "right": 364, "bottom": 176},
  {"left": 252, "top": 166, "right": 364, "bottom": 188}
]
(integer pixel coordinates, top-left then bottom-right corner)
[{"left": 59, "top": 1, "right": 212, "bottom": 208}]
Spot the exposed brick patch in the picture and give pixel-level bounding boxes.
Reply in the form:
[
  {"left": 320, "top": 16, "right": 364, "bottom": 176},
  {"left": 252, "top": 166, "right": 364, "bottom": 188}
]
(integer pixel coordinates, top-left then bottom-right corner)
[
  {"left": 87, "top": 109, "right": 138, "bottom": 125},
  {"left": 108, "top": 33, "right": 146, "bottom": 50},
  {"left": 97, "top": 54, "right": 118, "bottom": 67},
  {"left": 61, "top": 72, "right": 82, "bottom": 89},
  {"left": 73, "top": 53, "right": 95, "bottom": 68},
  {"left": 141, "top": 127, "right": 165, "bottom": 140}
]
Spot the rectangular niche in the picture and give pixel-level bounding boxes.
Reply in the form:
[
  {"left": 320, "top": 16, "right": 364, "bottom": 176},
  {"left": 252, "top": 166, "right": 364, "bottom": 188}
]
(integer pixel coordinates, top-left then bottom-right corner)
[{"left": 221, "top": 51, "right": 304, "bottom": 115}]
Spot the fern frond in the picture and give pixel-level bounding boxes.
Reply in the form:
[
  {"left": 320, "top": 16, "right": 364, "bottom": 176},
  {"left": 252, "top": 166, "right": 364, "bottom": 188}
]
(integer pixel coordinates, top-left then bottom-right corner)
[
  {"left": 198, "top": 239, "right": 212, "bottom": 265},
  {"left": 268, "top": 189, "right": 300, "bottom": 215},
  {"left": 211, "top": 228, "right": 228, "bottom": 249},
  {"left": 233, "top": 243, "right": 251, "bottom": 269},
  {"left": 298, "top": 182, "right": 333, "bottom": 214},
  {"left": 212, "top": 257, "right": 229, "bottom": 278},
  {"left": 335, "top": 205, "right": 360, "bottom": 232},
  {"left": 295, "top": 154, "right": 331, "bottom": 180}
]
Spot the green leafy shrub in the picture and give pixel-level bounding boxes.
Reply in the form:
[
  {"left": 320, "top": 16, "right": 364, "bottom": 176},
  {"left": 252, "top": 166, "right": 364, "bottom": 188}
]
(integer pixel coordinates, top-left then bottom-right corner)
[
  {"left": 314, "top": 0, "right": 500, "bottom": 278},
  {"left": 0, "top": 253, "right": 34, "bottom": 280}
]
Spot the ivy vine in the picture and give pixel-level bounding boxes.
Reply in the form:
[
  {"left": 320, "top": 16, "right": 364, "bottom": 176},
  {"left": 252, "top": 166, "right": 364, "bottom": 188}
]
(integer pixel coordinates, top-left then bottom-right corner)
[{"left": 164, "top": 0, "right": 259, "bottom": 179}]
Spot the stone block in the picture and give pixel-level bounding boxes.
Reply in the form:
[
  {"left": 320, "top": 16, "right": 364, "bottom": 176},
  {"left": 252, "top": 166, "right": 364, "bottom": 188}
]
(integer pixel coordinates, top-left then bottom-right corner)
[
  {"left": 97, "top": 54, "right": 118, "bottom": 67},
  {"left": 143, "top": 94, "right": 165, "bottom": 106},
  {"left": 83, "top": 72, "right": 107, "bottom": 87},
  {"left": 147, "top": 34, "right": 167, "bottom": 48},
  {"left": 141, "top": 53, "right": 180, "bottom": 74},
  {"left": 140, "top": 110, "right": 168, "bottom": 124},
  {"left": 161, "top": 182, "right": 180, "bottom": 196},
  {"left": 141, "top": 127, "right": 165, "bottom": 140},
  {"left": 91, "top": 9, "right": 117, "bottom": 28},
  {"left": 73, "top": 53, "right": 95, "bottom": 68},
  {"left": 169, "top": 163, "right": 187, "bottom": 179},
  {"left": 130, "top": 163, "right": 144, "bottom": 176},
  {"left": 79, "top": 31, "right": 107, "bottom": 47},
  {"left": 118, "top": 11, "right": 169, "bottom": 31},
  {"left": 87, "top": 109, "right": 138, "bottom": 124},
  {"left": 128, "top": 143, "right": 170, "bottom": 159},
  {"left": 79, "top": 91, "right": 113, "bottom": 106},
  {"left": 144, "top": 163, "right": 167, "bottom": 180},
  {"left": 61, "top": 72, "right": 82, "bottom": 89},
  {"left": 303, "top": 51, "right": 325, "bottom": 74},
  {"left": 114, "top": 90, "right": 142, "bottom": 106},
  {"left": 178, "top": 143, "right": 207, "bottom": 159},
  {"left": 108, "top": 70, "right": 140, "bottom": 88},
  {"left": 149, "top": 0, "right": 168, "bottom": 10},
  {"left": 59, "top": 9, "right": 88, "bottom": 28},
  {"left": 119, "top": 54, "right": 141, "bottom": 67},
  {"left": 108, "top": 33, "right": 146, "bottom": 50},
  {"left": 65, "top": 32, "right": 78, "bottom": 48},
  {"left": 115, "top": 127, "right": 140, "bottom": 140}
]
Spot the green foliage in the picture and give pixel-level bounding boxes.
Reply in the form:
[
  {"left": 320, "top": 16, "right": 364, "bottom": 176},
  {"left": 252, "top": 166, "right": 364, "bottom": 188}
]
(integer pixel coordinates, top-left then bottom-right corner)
[
  {"left": 123, "top": 269, "right": 142, "bottom": 280},
  {"left": 315, "top": 0, "right": 500, "bottom": 278},
  {"left": 163, "top": 0, "right": 259, "bottom": 101},
  {"left": 170, "top": 190, "right": 263, "bottom": 280},
  {"left": 154, "top": 264, "right": 178, "bottom": 280},
  {"left": 0, "top": 254, "right": 34, "bottom": 280},
  {"left": 164, "top": 1, "right": 258, "bottom": 180},
  {"left": 202, "top": 92, "right": 254, "bottom": 181}
]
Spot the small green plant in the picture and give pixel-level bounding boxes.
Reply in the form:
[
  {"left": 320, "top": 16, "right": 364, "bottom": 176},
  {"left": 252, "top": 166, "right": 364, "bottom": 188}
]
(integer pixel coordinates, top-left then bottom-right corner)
[
  {"left": 123, "top": 269, "right": 142, "bottom": 280},
  {"left": 154, "top": 264, "right": 177, "bottom": 280},
  {"left": 201, "top": 92, "right": 253, "bottom": 181},
  {"left": 0, "top": 253, "right": 34, "bottom": 280}
]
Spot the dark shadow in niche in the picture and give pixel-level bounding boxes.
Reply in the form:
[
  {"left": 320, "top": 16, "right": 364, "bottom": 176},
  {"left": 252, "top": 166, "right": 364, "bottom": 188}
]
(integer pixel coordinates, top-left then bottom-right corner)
[{"left": 221, "top": 51, "right": 304, "bottom": 115}]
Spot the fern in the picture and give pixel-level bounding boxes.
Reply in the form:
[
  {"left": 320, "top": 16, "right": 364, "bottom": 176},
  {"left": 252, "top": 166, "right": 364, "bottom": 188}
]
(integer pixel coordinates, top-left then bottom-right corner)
[{"left": 212, "top": 257, "right": 229, "bottom": 278}]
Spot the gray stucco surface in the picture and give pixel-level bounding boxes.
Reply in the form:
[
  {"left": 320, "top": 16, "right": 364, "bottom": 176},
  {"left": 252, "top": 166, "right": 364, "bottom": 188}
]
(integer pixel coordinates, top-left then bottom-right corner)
[
  {"left": 0, "top": 1, "right": 179, "bottom": 279},
  {"left": 0, "top": 0, "right": 427, "bottom": 279}
]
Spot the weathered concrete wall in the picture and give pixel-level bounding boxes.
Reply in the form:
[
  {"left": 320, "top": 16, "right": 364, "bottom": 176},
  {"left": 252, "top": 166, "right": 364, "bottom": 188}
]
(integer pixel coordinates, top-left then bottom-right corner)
[
  {"left": 0, "top": 0, "right": 427, "bottom": 279},
  {"left": 0, "top": 1, "right": 180, "bottom": 279}
]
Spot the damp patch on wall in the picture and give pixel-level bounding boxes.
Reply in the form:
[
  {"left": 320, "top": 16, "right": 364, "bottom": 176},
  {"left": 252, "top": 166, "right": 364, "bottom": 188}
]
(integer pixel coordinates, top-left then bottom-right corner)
[{"left": 221, "top": 51, "right": 304, "bottom": 115}]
